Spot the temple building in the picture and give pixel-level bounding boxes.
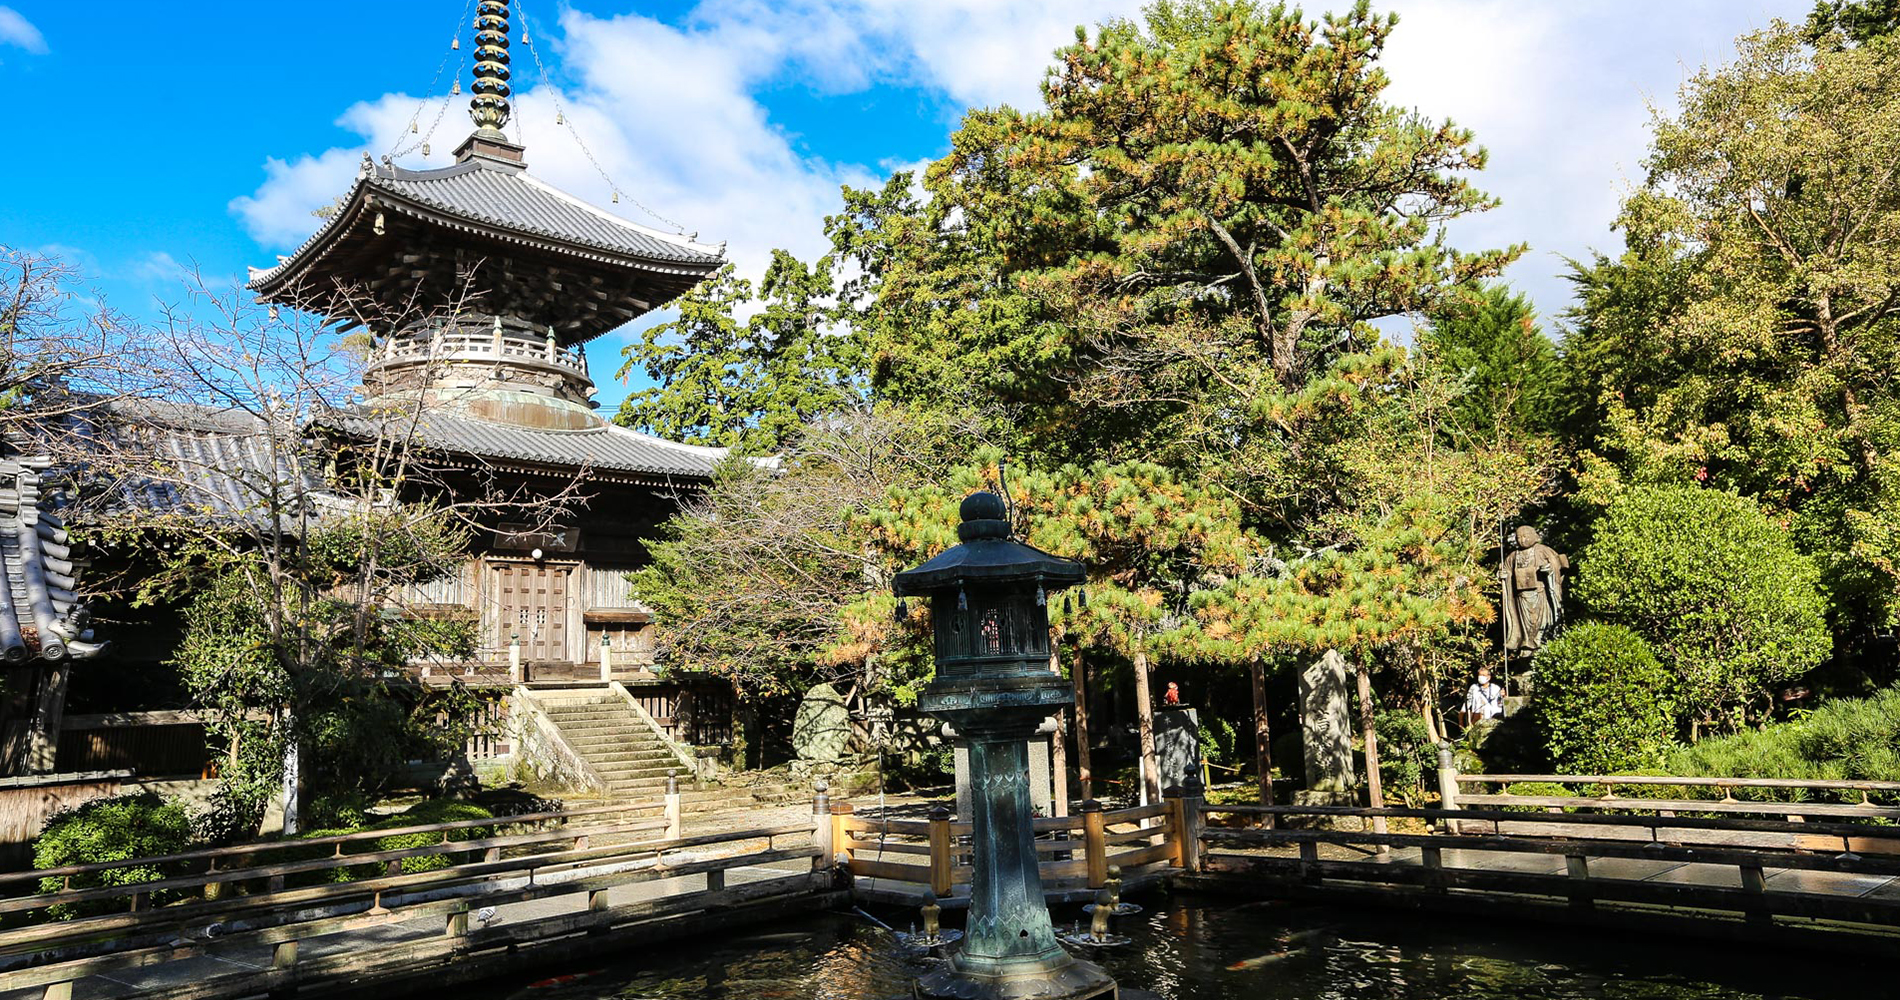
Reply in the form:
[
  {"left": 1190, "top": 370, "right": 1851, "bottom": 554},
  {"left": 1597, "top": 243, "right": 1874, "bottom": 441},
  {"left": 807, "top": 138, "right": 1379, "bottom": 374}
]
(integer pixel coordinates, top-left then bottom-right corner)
[{"left": 7, "top": 0, "right": 736, "bottom": 805}]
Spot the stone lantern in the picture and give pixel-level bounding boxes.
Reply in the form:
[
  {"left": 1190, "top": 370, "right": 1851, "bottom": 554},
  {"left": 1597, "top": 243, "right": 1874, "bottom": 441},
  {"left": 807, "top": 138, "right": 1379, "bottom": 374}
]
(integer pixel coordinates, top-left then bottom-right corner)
[{"left": 894, "top": 491, "right": 1115, "bottom": 1000}]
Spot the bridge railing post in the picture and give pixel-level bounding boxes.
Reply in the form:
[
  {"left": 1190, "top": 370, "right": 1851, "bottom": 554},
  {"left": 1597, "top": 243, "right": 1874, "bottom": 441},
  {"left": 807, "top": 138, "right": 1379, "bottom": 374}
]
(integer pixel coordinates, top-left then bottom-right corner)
[
  {"left": 1436, "top": 745, "right": 1461, "bottom": 835},
  {"left": 1163, "top": 786, "right": 1204, "bottom": 871},
  {"left": 1081, "top": 799, "right": 1108, "bottom": 888},
  {"left": 927, "top": 805, "right": 953, "bottom": 896},
  {"left": 811, "top": 780, "right": 831, "bottom": 872},
  {"left": 664, "top": 772, "right": 683, "bottom": 840},
  {"left": 830, "top": 801, "right": 856, "bottom": 871}
]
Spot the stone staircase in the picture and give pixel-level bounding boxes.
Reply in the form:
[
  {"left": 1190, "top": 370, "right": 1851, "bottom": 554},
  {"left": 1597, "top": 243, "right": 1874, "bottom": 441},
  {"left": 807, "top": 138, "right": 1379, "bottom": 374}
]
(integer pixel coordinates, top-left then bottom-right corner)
[{"left": 536, "top": 692, "right": 688, "bottom": 798}]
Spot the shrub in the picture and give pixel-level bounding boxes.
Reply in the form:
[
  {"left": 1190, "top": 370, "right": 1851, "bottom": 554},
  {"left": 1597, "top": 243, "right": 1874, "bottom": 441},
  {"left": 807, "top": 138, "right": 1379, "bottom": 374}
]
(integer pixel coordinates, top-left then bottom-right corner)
[
  {"left": 1532, "top": 624, "right": 1676, "bottom": 773},
  {"left": 34, "top": 793, "right": 193, "bottom": 919},
  {"left": 1665, "top": 687, "right": 1900, "bottom": 802},
  {"left": 1576, "top": 486, "right": 1830, "bottom": 735},
  {"left": 1372, "top": 711, "right": 1437, "bottom": 803},
  {"left": 294, "top": 798, "right": 495, "bottom": 884}
]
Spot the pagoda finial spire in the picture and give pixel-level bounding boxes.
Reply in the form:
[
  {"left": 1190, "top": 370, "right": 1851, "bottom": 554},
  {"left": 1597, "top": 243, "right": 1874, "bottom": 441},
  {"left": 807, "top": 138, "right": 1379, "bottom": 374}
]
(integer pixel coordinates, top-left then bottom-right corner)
[{"left": 469, "top": 0, "right": 513, "bottom": 137}]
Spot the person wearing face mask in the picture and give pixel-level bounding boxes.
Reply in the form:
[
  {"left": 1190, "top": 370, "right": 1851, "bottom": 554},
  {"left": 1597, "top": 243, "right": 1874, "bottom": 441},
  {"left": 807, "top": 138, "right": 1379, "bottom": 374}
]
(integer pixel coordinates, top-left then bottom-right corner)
[{"left": 1465, "top": 668, "right": 1505, "bottom": 721}]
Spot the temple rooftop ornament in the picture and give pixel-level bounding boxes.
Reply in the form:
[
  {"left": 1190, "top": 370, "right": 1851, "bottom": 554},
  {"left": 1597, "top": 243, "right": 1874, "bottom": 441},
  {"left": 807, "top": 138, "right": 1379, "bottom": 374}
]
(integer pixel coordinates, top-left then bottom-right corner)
[{"left": 894, "top": 491, "right": 1115, "bottom": 1000}]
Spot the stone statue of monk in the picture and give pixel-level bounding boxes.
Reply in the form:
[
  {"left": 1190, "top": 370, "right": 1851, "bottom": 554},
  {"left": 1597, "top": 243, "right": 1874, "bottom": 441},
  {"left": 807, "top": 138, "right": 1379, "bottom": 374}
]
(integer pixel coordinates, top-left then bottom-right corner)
[{"left": 1499, "top": 525, "right": 1566, "bottom": 656}]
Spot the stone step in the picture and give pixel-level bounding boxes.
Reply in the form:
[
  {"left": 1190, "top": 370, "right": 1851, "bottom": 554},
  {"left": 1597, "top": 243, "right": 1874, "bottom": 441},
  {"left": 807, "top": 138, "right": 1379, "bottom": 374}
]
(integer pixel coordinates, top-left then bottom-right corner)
[
  {"left": 567, "top": 743, "right": 675, "bottom": 758},
  {"left": 565, "top": 732, "right": 668, "bottom": 745},
  {"left": 592, "top": 764, "right": 682, "bottom": 779}
]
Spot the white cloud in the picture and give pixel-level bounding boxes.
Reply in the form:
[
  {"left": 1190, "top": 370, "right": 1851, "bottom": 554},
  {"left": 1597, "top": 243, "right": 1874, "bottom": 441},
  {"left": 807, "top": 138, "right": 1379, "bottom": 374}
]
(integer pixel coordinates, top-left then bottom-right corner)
[
  {"left": 131, "top": 251, "right": 190, "bottom": 285},
  {"left": 0, "top": 6, "right": 46, "bottom": 54},
  {"left": 232, "top": 0, "right": 1811, "bottom": 354}
]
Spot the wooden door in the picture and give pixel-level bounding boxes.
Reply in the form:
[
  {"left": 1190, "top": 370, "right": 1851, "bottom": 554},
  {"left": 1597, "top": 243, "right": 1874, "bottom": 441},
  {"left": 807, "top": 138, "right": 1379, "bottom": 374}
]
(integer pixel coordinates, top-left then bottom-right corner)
[{"left": 490, "top": 562, "right": 572, "bottom": 662}]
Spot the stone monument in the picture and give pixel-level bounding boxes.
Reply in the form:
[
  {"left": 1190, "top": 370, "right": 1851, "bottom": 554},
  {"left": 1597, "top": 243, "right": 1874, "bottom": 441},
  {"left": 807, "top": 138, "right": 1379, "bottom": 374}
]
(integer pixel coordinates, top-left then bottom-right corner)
[
  {"left": 791, "top": 681, "right": 852, "bottom": 762},
  {"left": 1153, "top": 707, "right": 1203, "bottom": 795},
  {"left": 1295, "top": 649, "right": 1356, "bottom": 805}
]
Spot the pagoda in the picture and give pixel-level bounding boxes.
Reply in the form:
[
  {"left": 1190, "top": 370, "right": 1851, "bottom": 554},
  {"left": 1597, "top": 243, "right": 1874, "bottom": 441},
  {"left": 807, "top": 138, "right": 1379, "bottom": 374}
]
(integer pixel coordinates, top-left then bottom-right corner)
[
  {"left": 248, "top": 0, "right": 724, "bottom": 436},
  {"left": 242, "top": 0, "right": 730, "bottom": 688}
]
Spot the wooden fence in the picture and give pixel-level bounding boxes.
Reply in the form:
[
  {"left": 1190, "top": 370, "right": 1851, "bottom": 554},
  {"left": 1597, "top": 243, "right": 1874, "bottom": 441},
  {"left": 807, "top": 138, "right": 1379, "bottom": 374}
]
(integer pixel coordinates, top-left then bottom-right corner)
[
  {"left": 825, "top": 791, "right": 1195, "bottom": 904},
  {"left": 0, "top": 782, "right": 833, "bottom": 1000},
  {"left": 1188, "top": 766, "right": 1900, "bottom": 950}
]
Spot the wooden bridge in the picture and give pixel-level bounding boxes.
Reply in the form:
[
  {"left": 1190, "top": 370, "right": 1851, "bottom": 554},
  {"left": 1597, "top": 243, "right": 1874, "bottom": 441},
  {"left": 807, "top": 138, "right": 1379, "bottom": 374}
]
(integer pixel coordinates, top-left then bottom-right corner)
[{"left": 4, "top": 767, "right": 1900, "bottom": 998}]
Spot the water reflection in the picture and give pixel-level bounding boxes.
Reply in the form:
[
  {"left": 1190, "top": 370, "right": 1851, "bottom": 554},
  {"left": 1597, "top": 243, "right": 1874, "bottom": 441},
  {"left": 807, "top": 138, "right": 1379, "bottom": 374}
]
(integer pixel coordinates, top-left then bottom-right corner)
[{"left": 458, "top": 896, "right": 1848, "bottom": 1000}]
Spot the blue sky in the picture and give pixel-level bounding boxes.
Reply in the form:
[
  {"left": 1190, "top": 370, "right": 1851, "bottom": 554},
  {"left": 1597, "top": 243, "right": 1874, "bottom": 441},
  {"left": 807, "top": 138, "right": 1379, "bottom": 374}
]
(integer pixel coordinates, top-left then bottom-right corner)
[{"left": 1, "top": 0, "right": 1808, "bottom": 413}]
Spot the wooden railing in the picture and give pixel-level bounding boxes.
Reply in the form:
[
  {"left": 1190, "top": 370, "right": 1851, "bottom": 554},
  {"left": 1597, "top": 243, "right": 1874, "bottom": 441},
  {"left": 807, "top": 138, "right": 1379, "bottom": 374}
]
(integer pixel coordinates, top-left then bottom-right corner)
[
  {"left": 1189, "top": 766, "right": 1900, "bottom": 943},
  {"left": 0, "top": 786, "right": 832, "bottom": 1000},
  {"left": 822, "top": 790, "right": 1195, "bottom": 898}
]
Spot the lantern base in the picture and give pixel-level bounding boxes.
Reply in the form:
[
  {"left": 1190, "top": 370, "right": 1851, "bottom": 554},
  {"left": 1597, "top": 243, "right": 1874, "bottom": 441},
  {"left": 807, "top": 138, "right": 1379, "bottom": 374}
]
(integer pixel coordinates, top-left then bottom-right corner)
[{"left": 913, "top": 952, "right": 1117, "bottom": 1000}]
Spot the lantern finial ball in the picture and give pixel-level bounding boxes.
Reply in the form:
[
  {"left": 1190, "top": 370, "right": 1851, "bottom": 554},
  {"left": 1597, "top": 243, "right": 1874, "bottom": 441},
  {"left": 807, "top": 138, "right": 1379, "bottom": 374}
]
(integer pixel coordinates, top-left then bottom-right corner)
[{"left": 957, "top": 491, "right": 1010, "bottom": 541}]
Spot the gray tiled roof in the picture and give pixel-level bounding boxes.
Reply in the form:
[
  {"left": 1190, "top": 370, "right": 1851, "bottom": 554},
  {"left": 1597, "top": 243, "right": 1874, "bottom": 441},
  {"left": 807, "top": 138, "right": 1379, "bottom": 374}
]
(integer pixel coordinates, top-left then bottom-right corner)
[
  {"left": 82, "top": 400, "right": 337, "bottom": 529},
  {"left": 322, "top": 409, "right": 727, "bottom": 481},
  {"left": 0, "top": 458, "right": 104, "bottom": 662},
  {"left": 247, "top": 155, "right": 724, "bottom": 291}
]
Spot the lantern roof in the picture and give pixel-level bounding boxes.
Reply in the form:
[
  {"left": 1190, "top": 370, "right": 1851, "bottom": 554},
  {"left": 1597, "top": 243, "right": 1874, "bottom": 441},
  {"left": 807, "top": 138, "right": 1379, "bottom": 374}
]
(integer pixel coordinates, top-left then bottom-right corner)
[{"left": 893, "top": 492, "right": 1084, "bottom": 596}]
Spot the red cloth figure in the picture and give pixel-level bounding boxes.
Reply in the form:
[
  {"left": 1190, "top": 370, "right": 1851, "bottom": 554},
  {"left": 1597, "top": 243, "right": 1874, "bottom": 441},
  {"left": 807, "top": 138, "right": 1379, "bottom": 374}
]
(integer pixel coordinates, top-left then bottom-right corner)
[{"left": 1164, "top": 681, "right": 1181, "bottom": 705}]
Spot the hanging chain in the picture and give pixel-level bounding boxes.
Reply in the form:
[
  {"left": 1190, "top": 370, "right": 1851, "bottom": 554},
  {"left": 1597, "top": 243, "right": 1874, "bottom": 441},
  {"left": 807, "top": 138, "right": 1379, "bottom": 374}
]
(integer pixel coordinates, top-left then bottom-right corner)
[
  {"left": 513, "top": 0, "right": 691, "bottom": 235},
  {"left": 387, "top": 0, "right": 478, "bottom": 160}
]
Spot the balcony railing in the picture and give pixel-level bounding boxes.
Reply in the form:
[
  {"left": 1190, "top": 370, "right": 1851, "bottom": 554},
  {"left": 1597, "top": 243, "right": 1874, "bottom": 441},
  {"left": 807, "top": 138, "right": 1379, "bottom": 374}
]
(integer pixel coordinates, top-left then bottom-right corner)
[{"left": 367, "top": 329, "right": 588, "bottom": 378}]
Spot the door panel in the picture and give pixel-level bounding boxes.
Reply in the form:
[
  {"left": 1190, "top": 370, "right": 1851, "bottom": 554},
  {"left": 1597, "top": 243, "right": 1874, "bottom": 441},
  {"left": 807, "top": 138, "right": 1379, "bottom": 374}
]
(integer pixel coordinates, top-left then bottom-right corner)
[{"left": 490, "top": 562, "right": 572, "bottom": 662}]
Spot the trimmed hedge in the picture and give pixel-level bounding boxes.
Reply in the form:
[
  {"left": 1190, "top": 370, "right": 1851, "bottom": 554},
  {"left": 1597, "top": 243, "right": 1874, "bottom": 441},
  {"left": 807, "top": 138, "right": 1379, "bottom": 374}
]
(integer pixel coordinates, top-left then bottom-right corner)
[
  {"left": 1532, "top": 624, "right": 1676, "bottom": 774},
  {"left": 34, "top": 793, "right": 193, "bottom": 920}
]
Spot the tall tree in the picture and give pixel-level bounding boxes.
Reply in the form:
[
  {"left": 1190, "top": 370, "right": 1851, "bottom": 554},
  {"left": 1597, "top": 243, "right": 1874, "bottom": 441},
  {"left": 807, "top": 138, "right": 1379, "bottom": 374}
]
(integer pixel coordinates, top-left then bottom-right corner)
[
  {"left": 1563, "top": 19, "right": 1900, "bottom": 650},
  {"left": 848, "top": 0, "right": 1521, "bottom": 510},
  {"left": 1416, "top": 284, "right": 1561, "bottom": 445},
  {"left": 616, "top": 253, "right": 862, "bottom": 456}
]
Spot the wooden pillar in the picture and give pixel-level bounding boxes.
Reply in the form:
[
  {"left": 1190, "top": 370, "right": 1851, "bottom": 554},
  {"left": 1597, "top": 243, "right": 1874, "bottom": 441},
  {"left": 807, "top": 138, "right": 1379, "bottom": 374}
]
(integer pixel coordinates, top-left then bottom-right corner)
[
  {"left": 27, "top": 664, "right": 69, "bottom": 774},
  {"left": 1133, "top": 649, "right": 1160, "bottom": 807},
  {"left": 599, "top": 635, "right": 613, "bottom": 683},
  {"left": 664, "top": 773, "right": 682, "bottom": 840},
  {"left": 1355, "top": 662, "right": 1388, "bottom": 850},
  {"left": 508, "top": 635, "right": 522, "bottom": 685},
  {"left": 1249, "top": 657, "right": 1275, "bottom": 824},
  {"left": 1080, "top": 799, "right": 1108, "bottom": 888},
  {"left": 1049, "top": 642, "right": 1069, "bottom": 818},
  {"left": 810, "top": 780, "right": 831, "bottom": 872},
  {"left": 927, "top": 805, "right": 953, "bottom": 897},
  {"left": 830, "top": 801, "right": 855, "bottom": 869},
  {"left": 1071, "top": 648, "right": 1093, "bottom": 802}
]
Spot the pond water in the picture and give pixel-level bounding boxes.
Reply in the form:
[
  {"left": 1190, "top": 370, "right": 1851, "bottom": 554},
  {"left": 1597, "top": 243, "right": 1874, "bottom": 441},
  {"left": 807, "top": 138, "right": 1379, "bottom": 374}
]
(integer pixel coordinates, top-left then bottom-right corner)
[{"left": 458, "top": 893, "right": 1853, "bottom": 1000}]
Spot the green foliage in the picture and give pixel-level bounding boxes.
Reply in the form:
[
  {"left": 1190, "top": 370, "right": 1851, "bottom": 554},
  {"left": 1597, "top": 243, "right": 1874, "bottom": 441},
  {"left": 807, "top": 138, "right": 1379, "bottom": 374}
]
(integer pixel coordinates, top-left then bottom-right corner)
[
  {"left": 1531, "top": 624, "right": 1676, "bottom": 773},
  {"left": 615, "top": 255, "right": 864, "bottom": 456},
  {"left": 1805, "top": 0, "right": 1900, "bottom": 46},
  {"left": 1563, "top": 21, "right": 1900, "bottom": 650},
  {"left": 296, "top": 799, "right": 495, "bottom": 883},
  {"left": 1417, "top": 284, "right": 1561, "bottom": 443},
  {"left": 1666, "top": 687, "right": 1900, "bottom": 801},
  {"left": 35, "top": 794, "right": 193, "bottom": 919},
  {"left": 1576, "top": 487, "right": 1830, "bottom": 734},
  {"left": 1199, "top": 714, "right": 1241, "bottom": 770},
  {"left": 159, "top": 505, "right": 482, "bottom": 828},
  {"left": 1372, "top": 710, "right": 1437, "bottom": 803}
]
